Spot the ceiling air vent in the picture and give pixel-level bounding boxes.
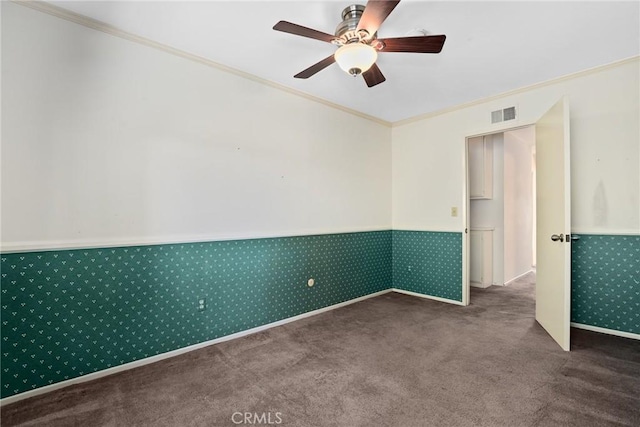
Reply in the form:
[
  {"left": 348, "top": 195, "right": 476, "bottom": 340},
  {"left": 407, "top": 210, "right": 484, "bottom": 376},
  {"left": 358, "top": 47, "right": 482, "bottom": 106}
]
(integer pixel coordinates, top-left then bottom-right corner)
[
  {"left": 503, "top": 106, "right": 516, "bottom": 121},
  {"left": 491, "top": 106, "right": 517, "bottom": 123}
]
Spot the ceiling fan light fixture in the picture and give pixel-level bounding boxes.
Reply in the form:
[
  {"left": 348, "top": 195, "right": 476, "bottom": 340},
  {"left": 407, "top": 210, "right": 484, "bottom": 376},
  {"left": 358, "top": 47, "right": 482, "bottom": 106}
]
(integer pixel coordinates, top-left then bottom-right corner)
[{"left": 334, "top": 43, "right": 377, "bottom": 76}]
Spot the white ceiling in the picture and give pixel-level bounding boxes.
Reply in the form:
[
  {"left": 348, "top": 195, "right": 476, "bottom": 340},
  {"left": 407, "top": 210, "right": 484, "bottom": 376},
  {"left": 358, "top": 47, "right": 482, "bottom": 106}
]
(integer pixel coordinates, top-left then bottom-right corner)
[{"left": 48, "top": 1, "right": 639, "bottom": 123}]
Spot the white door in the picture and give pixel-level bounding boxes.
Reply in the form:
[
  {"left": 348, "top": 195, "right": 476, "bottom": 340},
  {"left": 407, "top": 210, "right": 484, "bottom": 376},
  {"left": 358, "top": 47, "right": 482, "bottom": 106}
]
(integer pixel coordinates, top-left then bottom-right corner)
[{"left": 535, "top": 97, "right": 571, "bottom": 351}]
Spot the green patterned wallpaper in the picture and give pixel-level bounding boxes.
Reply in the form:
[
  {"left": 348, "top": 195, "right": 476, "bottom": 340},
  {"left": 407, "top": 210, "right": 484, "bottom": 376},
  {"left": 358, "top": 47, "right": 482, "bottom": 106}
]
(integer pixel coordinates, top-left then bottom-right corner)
[
  {"left": 571, "top": 234, "right": 639, "bottom": 334},
  {"left": 392, "top": 231, "right": 463, "bottom": 302},
  {"left": 2, "top": 230, "right": 636, "bottom": 399},
  {"left": 1, "top": 231, "right": 392, "bottom": 398}
]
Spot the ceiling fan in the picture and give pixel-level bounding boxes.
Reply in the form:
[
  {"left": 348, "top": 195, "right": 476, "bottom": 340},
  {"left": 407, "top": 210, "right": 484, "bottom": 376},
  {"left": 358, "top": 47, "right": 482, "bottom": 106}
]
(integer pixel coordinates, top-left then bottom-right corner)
[{"left": 273, "top": 0, "right": 446, "bottom": 88}]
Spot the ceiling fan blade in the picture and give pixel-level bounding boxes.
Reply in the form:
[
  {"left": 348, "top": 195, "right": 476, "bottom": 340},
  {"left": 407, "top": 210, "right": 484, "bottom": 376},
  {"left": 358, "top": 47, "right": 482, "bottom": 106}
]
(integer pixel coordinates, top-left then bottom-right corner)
[
  {"left": 357, "top": 1, "right": 401, "bottom": 36},
  {"left": 377, "top": 35, "right": 446, "bottom": 53},
  {"left": 294, "top": 55, "right": 336, "bottom": 79},
  {"left": 362, "top": 63, "right": 386, "bottom": 87},
  {"left": 273, "top": 21, "right": 336, "bottom": 43}
]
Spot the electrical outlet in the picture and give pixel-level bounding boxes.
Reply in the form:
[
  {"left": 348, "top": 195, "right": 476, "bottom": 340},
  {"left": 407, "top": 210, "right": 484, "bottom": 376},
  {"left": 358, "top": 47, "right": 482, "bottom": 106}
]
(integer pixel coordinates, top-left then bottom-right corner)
[
  {"left": 198, "top": 297, "right": 206, "bottom": 312},
  {"left": 451, "top": 207, "right": 458, "bottom": 217}
]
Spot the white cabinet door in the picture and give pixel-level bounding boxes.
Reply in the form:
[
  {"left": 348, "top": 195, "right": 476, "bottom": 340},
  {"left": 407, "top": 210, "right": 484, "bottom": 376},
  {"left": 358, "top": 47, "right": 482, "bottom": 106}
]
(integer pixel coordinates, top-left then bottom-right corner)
[
  {"left": 470, "top": 229, "right": 493, "bottom": 288},
  {"left": 469, "top": 136, "right": 493, "bottom": 199}
]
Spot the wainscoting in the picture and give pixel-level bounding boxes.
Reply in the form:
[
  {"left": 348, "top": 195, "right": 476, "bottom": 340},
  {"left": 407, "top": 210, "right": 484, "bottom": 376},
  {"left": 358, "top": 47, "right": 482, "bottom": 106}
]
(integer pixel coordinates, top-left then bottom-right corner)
[
  {"left": 571, "top": 234, "right": 639, "bottom": 335},
  {"left": 1, "top": 231, "right": 392, "bottom": 398},
  {"left": 392, "top": 231, "right": 463, "bottom": 302},
  {"left": 2, "top": 230, "right": 636, "bottom": 400}
]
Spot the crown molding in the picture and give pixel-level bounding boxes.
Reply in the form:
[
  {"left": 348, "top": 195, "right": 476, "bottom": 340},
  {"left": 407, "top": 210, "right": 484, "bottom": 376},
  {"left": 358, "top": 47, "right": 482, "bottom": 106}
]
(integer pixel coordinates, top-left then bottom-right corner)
[
  {"left": 11, "top": 0, "right": 392, "bottom": 128},
  {"left": 392, "top": 55, "right": 640, "bottom": 128},
  {"left": 10, "top": 2, "right": 639, "bottom": 129}
]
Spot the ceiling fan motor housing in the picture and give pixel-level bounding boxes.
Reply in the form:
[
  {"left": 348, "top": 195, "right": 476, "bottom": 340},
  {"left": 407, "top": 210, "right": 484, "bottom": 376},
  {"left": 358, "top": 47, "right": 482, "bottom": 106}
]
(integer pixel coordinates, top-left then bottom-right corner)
[{"left": 335, "top": 4, "right": 370, "bottom": 42}]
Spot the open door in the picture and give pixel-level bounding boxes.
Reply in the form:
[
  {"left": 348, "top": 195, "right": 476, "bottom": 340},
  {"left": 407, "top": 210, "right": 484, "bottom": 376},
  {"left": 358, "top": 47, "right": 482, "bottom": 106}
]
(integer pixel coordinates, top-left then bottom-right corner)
[{"left": 535, "top": 97, "right": 571, "bottom": 351}]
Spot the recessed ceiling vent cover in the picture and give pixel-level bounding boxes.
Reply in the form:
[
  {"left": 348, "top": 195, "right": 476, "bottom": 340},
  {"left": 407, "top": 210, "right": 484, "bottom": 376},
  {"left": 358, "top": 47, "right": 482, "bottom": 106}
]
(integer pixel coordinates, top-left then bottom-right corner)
[{"left": 491, "top": 106, "right": 517, "bottom": 123}]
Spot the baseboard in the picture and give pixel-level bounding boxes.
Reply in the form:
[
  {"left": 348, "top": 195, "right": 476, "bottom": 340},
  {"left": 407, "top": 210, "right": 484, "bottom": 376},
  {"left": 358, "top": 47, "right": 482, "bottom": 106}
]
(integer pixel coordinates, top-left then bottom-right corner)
[
  {"left": 470, "top": 281, "right": 491, "bottom": 289},
  {"left": 391, "top": 288, "right": 465, "bottom": 306},
  {"left": 503, "top": 269, "right": 535, "bottom": 286},
  {"left": 0, "top": 289, "right": 392, "bottom": 406},
  {"left": 570, "top": 322, "right": 640, "bottom": 341}
]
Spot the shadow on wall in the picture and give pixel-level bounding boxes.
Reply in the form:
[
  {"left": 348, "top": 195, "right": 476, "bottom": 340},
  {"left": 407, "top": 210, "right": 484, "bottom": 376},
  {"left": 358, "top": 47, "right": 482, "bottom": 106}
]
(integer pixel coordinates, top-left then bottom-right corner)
[{"left": 593, "top": 180, "right": 608, "bottom": 227}]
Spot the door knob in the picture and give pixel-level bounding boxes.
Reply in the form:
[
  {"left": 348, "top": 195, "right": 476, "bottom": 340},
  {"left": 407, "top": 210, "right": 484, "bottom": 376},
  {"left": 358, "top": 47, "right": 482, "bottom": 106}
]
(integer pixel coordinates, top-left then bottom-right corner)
[{"left": 551, "top": 234, "right": 564, "bottom": 242}]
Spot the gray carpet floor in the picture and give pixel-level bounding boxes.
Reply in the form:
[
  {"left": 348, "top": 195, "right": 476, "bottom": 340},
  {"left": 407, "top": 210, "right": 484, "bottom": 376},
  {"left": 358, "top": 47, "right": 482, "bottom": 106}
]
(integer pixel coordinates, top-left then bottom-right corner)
[{"left": 2, "top": 273, "right": 639, "bottom": 426}]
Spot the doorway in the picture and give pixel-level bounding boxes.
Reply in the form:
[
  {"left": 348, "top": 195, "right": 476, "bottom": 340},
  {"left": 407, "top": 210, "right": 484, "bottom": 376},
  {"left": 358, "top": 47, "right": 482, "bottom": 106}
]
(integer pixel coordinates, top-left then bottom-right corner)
[
  {"left": 462, "top": 98, "right": 572, "bottom": 351},
  {"left": 467, "top": 127, "right": 537, "bottom": 292}
]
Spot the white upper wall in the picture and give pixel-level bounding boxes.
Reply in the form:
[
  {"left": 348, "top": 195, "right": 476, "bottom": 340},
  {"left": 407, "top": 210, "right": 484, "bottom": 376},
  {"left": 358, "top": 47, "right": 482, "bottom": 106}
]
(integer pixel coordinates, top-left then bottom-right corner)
[
  {"left": 392, "top": 58, "right": 640, "bottom": 235},
  {"left": 3, "top": 3, "right": 638, "bottom": 253},
  {"left": 1, "top": 3, "right": 391, "bottom": 251}
]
